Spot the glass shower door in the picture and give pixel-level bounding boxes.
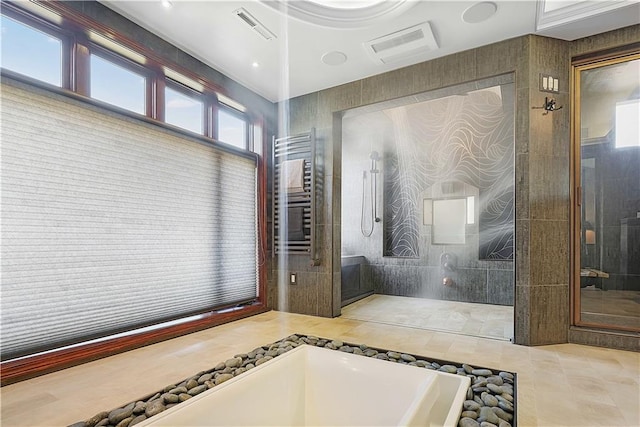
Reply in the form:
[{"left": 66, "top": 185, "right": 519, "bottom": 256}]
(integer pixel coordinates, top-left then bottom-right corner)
[{"left": 573, "top": 52, "right": 640, "bottom": 331}]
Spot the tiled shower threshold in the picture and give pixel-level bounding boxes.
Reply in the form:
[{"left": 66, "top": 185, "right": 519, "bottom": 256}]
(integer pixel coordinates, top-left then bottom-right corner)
[{"left": 341, "top": 294, "right": 515, "bottom": 341}]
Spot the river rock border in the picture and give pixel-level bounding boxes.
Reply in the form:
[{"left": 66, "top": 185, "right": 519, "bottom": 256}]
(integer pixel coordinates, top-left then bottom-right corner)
[{"left": 68, "top": 334, "right": 516, "bottom": 427}]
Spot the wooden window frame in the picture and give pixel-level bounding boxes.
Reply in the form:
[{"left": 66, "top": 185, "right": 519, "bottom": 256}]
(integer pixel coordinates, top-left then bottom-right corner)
[
  {"left": 164, "top": 78, "right": 208, "bottom": 135},
  {"left": 217, "top": 104, "right": 250, "bottom": 150},
  {"left": 0, "top": 1, "right": 268, "bottom": 385},
  {"left": 0, "top": 6, "right": 73, "bottom": 89},
  {"left": 87, "top": 43, "right": 152, "bottom": 116}
]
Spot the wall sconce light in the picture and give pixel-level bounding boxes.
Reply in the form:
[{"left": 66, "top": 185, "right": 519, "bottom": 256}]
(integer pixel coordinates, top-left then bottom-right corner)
[
  {"left": 585, "top": 229, "right": 596, "bottom": 245},
  {"left": 584, "top": 221, "right": 596, "bottom": 245}
]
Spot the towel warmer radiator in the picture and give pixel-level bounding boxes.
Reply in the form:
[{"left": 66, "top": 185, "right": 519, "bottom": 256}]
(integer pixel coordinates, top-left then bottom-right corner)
[{"left": 272, "top": 128, "right": 319, "bottom": 265}]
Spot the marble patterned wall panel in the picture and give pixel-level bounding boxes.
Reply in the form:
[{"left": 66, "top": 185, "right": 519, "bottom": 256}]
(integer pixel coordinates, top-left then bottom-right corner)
[
  {"left": 341, "top": 79, "right": 515, "bottom": 305},
  {"left": 379, "top": 86, "right": 515, "bottom": 259}
]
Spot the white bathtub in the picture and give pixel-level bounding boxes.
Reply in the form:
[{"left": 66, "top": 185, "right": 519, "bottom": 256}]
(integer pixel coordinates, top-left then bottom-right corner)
[{"left": 137, "top": 344, "right": 470, "bottom": 426}]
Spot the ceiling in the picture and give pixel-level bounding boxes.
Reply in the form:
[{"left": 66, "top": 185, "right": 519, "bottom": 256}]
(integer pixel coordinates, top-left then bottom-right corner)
[{"left": 99, "top": 0, "right": 640, "bottom": 102}]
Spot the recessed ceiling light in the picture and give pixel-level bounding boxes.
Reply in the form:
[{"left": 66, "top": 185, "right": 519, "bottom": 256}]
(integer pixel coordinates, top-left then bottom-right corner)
[
  {"left": 321, "top": 51, "right": 347, "bottom": 66},
  {"left": 252, "top": 61, "right": 260, "bottom": 68},
  {"left": 161, "top": 0, "right": 173, "bottom": 9},
  {"left": 462, "top": 2, "right": 497, "bottom": 24}
]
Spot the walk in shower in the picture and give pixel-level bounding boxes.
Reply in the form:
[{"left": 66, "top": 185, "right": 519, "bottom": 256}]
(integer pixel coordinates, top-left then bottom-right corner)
[{"left": 340, "top": 75, "right": 515, "bottom": 340}]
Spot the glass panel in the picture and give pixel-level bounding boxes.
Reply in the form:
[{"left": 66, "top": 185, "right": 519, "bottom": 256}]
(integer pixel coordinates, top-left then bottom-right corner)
[
  {"left": 165, "top": 86, "right": 203, "bottom": 134},
  {"left": 578, "top": 56, "right": 640, "bottom": 331},
  {"left": 218, "top": 108, "right": 247, "bottom": 149},
  {"left": 0, "top": 15, "right": 62, "bottom": 86},
  {"left": 90, "top": 54, "right": 145, "bottom": 115},
  {"left": 340, "top": 78, "right": 515, "bottom": 341}
]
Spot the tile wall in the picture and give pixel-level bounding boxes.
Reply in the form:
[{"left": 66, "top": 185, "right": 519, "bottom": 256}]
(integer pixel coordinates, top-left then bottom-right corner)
[
  {"left": 274, "top": 26, "right": 640, "bottom": 348},
  {"left": 53, "top": 2, "right": 640, "bottom": 349}
]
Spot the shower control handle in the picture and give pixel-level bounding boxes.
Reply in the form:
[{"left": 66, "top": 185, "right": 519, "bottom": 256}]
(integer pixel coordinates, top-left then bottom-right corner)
[{"left": 443, "top": 277, "right": 455, "bottom": 286}]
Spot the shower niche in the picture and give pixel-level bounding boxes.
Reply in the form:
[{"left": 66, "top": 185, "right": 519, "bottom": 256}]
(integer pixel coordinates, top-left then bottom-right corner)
[
  {"left": 341, "top": 74, "right": 515, "bottom": 306},
  {"left": 422, "top": 180, "right": 479, "bottom": 246}
]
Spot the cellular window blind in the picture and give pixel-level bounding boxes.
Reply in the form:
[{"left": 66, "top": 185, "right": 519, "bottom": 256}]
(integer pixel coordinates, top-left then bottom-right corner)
[{"left": 0, "top": 80, "right": 258, "bottom": 360}]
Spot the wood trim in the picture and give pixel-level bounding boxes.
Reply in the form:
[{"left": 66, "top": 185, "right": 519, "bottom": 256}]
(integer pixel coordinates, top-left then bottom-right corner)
[
  {"left": 572, "top": 42, "right": 640, "bottom": 66},
  {"left": 0, "top": 304, "right": 268, "bottom": 386},
  {"left": 570, "top": 61, "right": 581, "bottom": 327},
  {"left": 146, "top": 72, "right": 165, "bottom": 122},
  {"left": 257, "top": 116, "right": 269, "bottom": 303},
  {"left": 73, "top": 40, "right": 91, "bottom": 96}
]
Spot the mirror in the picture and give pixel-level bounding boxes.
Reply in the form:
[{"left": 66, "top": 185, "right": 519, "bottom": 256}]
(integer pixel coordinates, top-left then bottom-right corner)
[
  {"left": 423, "top": 180, "right": 478, "bottom": 245},
  {"left": 432, "top": 198, "right": 466, "bottom": 244}
]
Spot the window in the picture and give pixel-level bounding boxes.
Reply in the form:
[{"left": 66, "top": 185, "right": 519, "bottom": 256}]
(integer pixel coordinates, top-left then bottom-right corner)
[
  {"left": 0, "top": 6, "right": 255, "bottom": 148},
  {"left": 165, "top": 84, "right": 204, "bottom": 134},
  {"left": 90, "top": 53, "right": 146, "bottom": 115},
  {"left": 1, "top": 81, "right": 259, "bottom": 361},
  {"left": 0, "top": 14, "right": 62, "bottom": 86},
  {"left": 615, "top": 99, "right": 640, "bottom": 148},
  {"left": 218, "top": 107, "right": 248, "bottom": 149},
  {"left": 0, "top": 1, "right": 266, "bottom": 385}
]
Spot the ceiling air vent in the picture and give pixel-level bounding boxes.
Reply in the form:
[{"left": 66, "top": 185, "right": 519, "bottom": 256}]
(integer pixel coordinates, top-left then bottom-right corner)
[
  {"left": 233, "top": 8, "right": 276, "bottom": 41},
  {"left": 364, "top": 22, "right": 438, "bottom": 65}
]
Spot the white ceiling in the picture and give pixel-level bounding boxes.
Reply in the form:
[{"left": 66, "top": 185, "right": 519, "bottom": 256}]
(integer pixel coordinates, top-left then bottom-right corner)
[{"left": 99, "top": 0, "right": 640, "bottom": 102}]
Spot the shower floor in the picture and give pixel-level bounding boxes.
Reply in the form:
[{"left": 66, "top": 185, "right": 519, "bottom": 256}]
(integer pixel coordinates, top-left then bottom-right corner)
[{"left": 341, "top": 294, "right": 514, "bottom": 341}]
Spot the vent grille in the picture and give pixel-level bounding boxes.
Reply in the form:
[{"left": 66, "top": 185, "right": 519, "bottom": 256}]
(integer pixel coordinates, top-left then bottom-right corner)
[
  {"left": 236, "top": 10, "right": 257, "bottom": 27},
  {"left": 233, "top": 8, "right": 276, "bottom": 41},
  {"left": 364, "top": 22, "right": 438, "bottom": 65},
  {"left": 371, "top": 29, "right": 424, "bottom": 53}
]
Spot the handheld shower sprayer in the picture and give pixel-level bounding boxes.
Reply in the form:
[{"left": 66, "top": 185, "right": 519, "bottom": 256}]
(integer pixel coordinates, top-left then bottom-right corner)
[
  {"left": 370, "top": 151, "right": 381, "bottom": 223},
  {"left": 370, "top": 151, "right": 380, "bottom": 173}
]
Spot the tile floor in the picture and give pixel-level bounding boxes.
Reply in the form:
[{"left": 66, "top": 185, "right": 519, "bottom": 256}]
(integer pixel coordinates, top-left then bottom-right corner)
[
  {"left": 580, "top": 289, "right": 640, "bottom": 329},
  {"left": 1, "top": 310, "right": 638, "bottom": 427},
  {"left": 341, "top": 294, "right": 515, "bottom": 341}
]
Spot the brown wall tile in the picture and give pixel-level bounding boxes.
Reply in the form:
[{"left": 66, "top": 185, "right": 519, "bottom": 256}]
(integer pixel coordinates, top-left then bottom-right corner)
[
  {"left": 410, "top": 59, "right": 444, "bottom": 94},
  {"left": 315, "top": 272, "right": 333, "bottom": 318},
  {"left": 514, "top": 285, "right": 531, "bottom": 345},
  {"left": 438, "top": 49, "right": 478, "bottom": 88},
  {"left": 476, "top": 36, "right": 530, "bottom": 82},
  {"left": 361, "top": 65, "right": 418, "bottom": 105},
  {"left": 568, "top": 327, "right": 640, "bottom": 351},
  {"left": 286, "top": 271, "right": 319, "bottom": 316},
  {"left": 528, "top": 285, "right": 570, "bottom": 344},
  {"left": 571, "top": 24, "right": 640, "bottom": 56},
  {"left": 529, "top": 220, "right": 569, "bottom": 287},
  {"left": 516, "top": 153, "right": 530, "bottom": 220},
  {"left": 515, "top": 219, "right": 530, "bottom": 288},
  {"left": 515, "top": 88, "right": 531, "bottom": 155},
  {"left": 528, "top": 155, "right": 570, "bottom": 221}
]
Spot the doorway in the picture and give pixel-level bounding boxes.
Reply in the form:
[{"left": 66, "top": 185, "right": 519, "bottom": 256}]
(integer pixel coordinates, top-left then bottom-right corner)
[
  {"left": 572, "top": 50, "right": 640, "bottom": 331},
  {"left": 340, "top": 76, "right": 516, "bottom": 341}
]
